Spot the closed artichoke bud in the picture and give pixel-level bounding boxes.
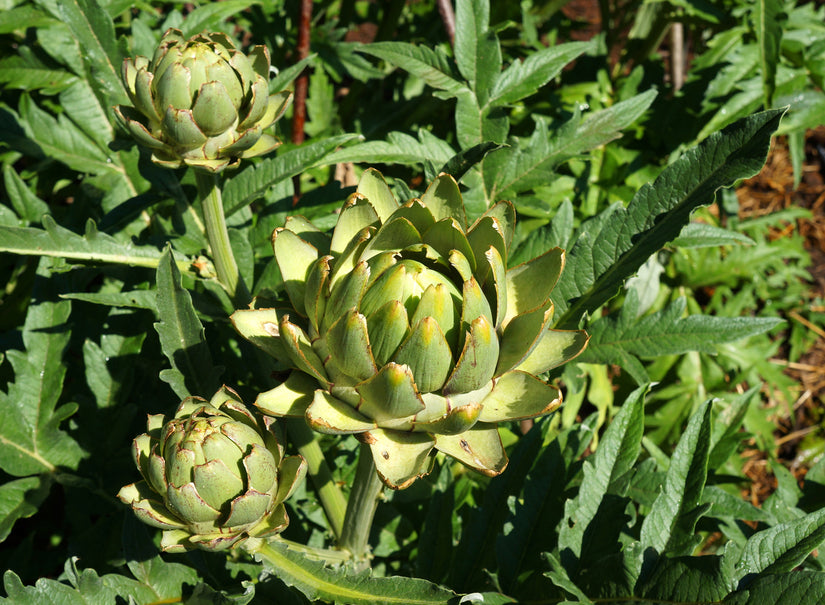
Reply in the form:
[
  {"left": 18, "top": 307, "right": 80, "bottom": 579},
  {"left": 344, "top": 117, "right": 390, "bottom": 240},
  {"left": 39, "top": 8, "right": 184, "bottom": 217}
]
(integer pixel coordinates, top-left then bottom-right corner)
[
  {"left": 117, "top": 386, "right": 306, "bottom": 552},
  {"left": 231, "top": 170, "right": 589, "bottom": 489},
  {"left": 114, "top": 28, "right": 291, "bottom": 173}
]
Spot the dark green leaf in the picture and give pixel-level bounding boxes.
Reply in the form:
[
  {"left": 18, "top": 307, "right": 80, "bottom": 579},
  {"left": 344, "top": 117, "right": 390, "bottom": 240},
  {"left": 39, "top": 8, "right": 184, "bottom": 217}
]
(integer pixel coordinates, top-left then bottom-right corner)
[
  {"left": 154, "top": 246, "right": 220, "bottom": 399},
  {"left": 553, "top": 109, "right": 784, "bottom": 329},
  {"left": 357, "top": 43, "right": 465, "bottom": 94},
  {"left": 725, "top": 572, "right": 825, "bottom": 605},
  {"left": 0, "top": 274, "right": 84, "bottom": 477},
  {"left": 440, "top": 141, "right": 507, "bottom": 183},
  {"left": 671, "top": 222, "right": 755, "bottom": 248},
  {"left": 734, "top": 508, "right": 825, "bottom": 585},
  {"left": 454, "top": 0, "right": 500, "bottom": 104},
  {"left": 755, "top": 0, "right": 785, "bottom": 107},
  {"left": 0, "top": 476, "right": 51, "bottom": 542},
  {"left": 489, "top": 90, "right": 656, "bottom": 200},
  {"left": 639, "top": 401, "right": 712, "bottom": 572},
  {"left": 223, "top": 134, "right": 362, "bottom": 216},
  {"left": 57, "top": 0, "right": 127, "bottom": 105},
  {"left": 559, "top": 387, "right": 645, "bottom": 564},
  {"left": 487, "top": 42, "right": 592, "bottom": 108}
]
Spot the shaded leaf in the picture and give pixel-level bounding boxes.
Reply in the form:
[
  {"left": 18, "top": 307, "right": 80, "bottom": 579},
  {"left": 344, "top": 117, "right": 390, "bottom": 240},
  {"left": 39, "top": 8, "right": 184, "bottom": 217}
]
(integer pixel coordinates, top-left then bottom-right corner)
[
  {"left": 0, "top": 476, "right": 51, "bottom": 543},
  {"left": 0, "top": 275, "right": 84, "bottom": 477},
  {"left": 638, "top": 401, "right": 713, "bottom": 574},
  {"left": 559, "top": 387, "right": 646, "bottom": 564},
  {"left": 154, "top": 246, "right": 220, "bottom": 399}
]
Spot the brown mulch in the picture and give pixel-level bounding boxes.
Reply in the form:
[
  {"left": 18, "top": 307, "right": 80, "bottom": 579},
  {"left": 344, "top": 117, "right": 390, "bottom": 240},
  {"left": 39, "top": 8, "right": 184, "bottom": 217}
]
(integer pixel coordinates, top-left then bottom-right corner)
[{"left": 736, "top": 130, "right": 825, "bottom": 497}]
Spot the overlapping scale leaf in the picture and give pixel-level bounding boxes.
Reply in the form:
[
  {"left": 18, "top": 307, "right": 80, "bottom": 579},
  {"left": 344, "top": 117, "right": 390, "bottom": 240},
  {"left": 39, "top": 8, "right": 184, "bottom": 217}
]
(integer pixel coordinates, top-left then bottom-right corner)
[
  {"left": 118, "top": 388, "right": 306, "bottom": 552},
  {"left": 232, "top": 169, "right": 589, "bottom": 489},
  {"left": 114, "top": 28, "right": 291, "bottom": 172}
]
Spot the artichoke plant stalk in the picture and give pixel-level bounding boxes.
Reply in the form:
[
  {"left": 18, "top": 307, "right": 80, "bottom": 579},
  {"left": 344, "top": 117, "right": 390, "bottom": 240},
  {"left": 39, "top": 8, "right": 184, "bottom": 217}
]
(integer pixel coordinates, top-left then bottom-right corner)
[
  {"left": 339, "top": 444, "right": 384, "bottom": 561},
  {"left": 195, "top": 171, "right": 249, "bottom": 304}
]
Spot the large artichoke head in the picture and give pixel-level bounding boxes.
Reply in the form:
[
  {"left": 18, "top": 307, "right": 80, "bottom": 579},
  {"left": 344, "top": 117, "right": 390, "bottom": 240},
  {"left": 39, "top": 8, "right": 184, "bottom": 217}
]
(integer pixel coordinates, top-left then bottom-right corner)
[
  {"left": 232, "top": 170, "right": 588, "bottom": 489},
  {"left": 117, "top": 387, "right": 306, "bottom": 552},
  {"left": 114, "top": 28, "right": 291, "bottom": 173}
]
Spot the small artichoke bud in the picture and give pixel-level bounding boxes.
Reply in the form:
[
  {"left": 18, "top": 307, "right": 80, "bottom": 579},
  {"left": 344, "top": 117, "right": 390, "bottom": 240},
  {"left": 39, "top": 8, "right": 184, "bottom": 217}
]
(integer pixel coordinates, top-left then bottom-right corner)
[
  {"left": 118, "top": 386, "right": 306, "bottom": 552},
  {"left": 114, "top": 28, "right": 291, "bottom": 173},
  {"left": 231, "top": 169, "right": 590, "bottom": 490}
]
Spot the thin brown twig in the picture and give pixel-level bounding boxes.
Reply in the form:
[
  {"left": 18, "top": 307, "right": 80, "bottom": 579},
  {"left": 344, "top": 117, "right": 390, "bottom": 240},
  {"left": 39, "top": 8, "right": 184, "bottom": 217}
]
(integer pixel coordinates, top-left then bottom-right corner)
[
  {"left": 788, "top": 310, "right": 825, "bottom": 340},
  {"left": 291, "top": 0, "right": 312, "bottom": 206},
  {"left": 437, "top": 0, "right": 456, "bottom": 45}
]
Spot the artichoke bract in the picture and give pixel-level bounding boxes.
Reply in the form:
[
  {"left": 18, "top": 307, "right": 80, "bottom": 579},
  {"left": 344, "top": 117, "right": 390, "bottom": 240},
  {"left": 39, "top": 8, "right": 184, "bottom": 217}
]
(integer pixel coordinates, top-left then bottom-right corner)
[
  {"left": 114, "top": 28, "right": 291, "bottom": 173},
  {"left": 117, "top": 387, "right": 306, "bottom": 552},
  {"left": 232, "top": 170, "right": 588, "bottom": 489}
]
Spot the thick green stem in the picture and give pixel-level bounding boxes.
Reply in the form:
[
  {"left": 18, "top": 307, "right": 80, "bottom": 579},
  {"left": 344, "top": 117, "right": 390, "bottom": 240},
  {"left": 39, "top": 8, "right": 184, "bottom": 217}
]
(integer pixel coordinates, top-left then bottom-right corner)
[
  {"left": 195, "top": 171, "right": 248, "bottom": 304},
  {"left": 339, "top": 443, "right": 383, "bottom": 561},
  {"left": 288, "top": 420, "right": 347, "bottom": 540}
]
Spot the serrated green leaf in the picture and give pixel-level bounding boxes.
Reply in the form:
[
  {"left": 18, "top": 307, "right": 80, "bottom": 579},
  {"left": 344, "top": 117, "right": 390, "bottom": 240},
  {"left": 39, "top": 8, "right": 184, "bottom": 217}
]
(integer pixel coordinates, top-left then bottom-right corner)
[
  {"left": 83, "top": 324, "right": 147, "bottom": 409},
  {"left": 0, "top": 273, "right": 84, "bottom": 477},
  {"left": 57, "top": 0, "right": 127, "bottom": 106},
  {"left": 440, "top": 141, "right": 506, "bottom": 183},
  {"left": 357, "top": 42, "right": 466, "bottom": 94},
  {"left": 270, "top": 54, "right": 316, "bottom": 93},
  {"left": 638, "top": 401, "right": 712, "bottom": 570},
  {"left": 121, "top": 516, "right": 203, "bottom": 603},
  {"left": 671, "top": 222, "right": 756, "bottom": 248},
  {"left": 0, "top": 216, "right": 192, "bottom": 273},
  {"left": 637, "top": 555, "right": 730, "bottom": 602},
  {"left": 495, "top": 419, "right": 597, "bottom": 594},
  {"left": 734, "top": 508, "right": 825, "bottom": 585},
  {"left": 60, "top": 290, "right": 158, "bottom": 312},
  {"left": 0, "top": 476, "right": 51, "bottom": 542},
  {"left": 153, "top": 246, "right": 220, "bottom": 399},
  {"left": 454, "top": 0, "right": 500, "bottom": 104},
  {"left": 3, "top": 164, "right": 49, "bottom": 224},
  {"left": 0, "top": 552, "right": 198, "bottom": 605},
  {"left": 0, "top": 53, "right": 78, "bottom": 94},
  {"left": 253, "top": 540, "right": 456, "bottom": 604},
  {"left": 179, "top": 0, "right": 262, "bottom": 37},
  {"left": 756, "top": 0, "right": 785, "bottom": 108},
  {"left": 59, "top": 79, "right": 115, "bottom": 151},
  {"left": 559, "top": 387, "right": 645, "bottom": 563},
  {"left": 701, "top": 486, "right": 771, "bottom": 524},
  {"left": 0, "top": 5, "right": 54, "bottom": 34},
  {"left": 553, "top": 109, "right": 784, "bottom": 329},
  {"left": 488, "top": 90, "right": 657, "bottom": 200},
  {"left": 487, "top": 42, "right": 592, "bottom": 108},
  {"left": 324, "top": 130, "right": 455, "bottom": 167},
  {"left": 577, "top": 291, "right": 784, "bottom": 383},
  {"left": 542, "top": 552, "right": 594, "bottom": 604},
  {"left": 223, "top": 134, "right": 362, "bottom": 216},
  {"left": 708, "top": 388, "right": 759, "bottom": 470},
  {"left": 14, "top": 94, "right": 114, "bottom": 174}
]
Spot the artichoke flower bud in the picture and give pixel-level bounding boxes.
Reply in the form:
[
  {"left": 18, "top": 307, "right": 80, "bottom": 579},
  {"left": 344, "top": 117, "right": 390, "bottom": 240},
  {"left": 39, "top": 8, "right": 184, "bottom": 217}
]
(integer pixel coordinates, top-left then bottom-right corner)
[
  {"left": 114, "top": 28, "right": 292, "bottom": 173},
  {"left": 231, "top": 170, "right": 589, "bottom": 489},
  {"left": 117, "top": 386, "right": 306, "bottom": 552}
]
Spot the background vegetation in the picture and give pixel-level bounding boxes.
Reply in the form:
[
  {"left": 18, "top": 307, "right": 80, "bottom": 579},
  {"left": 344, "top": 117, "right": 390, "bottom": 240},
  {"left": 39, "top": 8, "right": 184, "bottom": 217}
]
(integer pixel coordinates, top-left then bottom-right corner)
[{"left": 0, "top": 0, "right": 824, "bottom": 603}]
